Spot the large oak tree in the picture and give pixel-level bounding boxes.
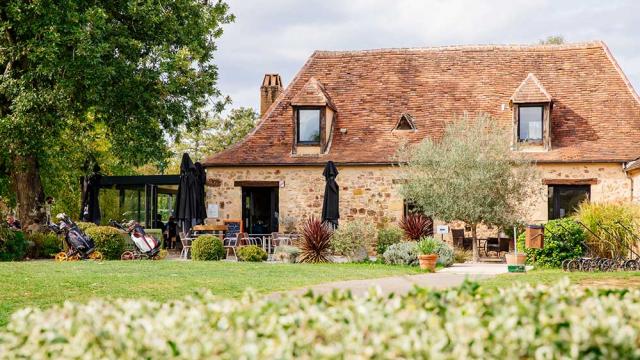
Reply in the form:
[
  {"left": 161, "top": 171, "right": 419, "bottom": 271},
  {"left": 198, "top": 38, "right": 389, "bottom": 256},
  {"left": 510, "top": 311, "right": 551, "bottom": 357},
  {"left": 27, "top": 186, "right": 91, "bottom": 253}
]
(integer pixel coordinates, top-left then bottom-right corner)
[{"left": 0, "top": 1, "right": 233, "bottom": 224}]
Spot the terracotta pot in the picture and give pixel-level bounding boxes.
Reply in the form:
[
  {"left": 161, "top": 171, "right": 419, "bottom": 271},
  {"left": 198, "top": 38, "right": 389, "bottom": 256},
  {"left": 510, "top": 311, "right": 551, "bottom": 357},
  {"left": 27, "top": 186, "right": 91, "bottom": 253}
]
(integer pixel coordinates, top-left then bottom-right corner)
[
  {"left": 418, "top": 254, "right": 438, "bottom": 271},
  {"left": 505, "top": 253, "right": 526, "bottom": 265}
]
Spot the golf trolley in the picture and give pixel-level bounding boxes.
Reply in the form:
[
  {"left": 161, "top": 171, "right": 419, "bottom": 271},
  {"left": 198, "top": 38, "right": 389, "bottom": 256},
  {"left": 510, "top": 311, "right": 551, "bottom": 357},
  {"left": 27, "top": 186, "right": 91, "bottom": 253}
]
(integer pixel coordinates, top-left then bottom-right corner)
[
  {"left": 109, "top": 220, "right": 164, "bottom": 260},
  {"left": 49, "top": 213, "right": 103, "bottom": 261}
]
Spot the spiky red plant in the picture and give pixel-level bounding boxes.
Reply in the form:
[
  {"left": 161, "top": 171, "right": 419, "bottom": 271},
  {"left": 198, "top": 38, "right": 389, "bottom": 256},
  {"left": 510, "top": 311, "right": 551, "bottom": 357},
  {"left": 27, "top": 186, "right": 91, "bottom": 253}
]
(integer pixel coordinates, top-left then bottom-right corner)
[
  {"left": 400, "top": 213, "right": 434, "bottom": 241},
  {"left": 298, "top": 217, "right": 334, "bottom": 263}
]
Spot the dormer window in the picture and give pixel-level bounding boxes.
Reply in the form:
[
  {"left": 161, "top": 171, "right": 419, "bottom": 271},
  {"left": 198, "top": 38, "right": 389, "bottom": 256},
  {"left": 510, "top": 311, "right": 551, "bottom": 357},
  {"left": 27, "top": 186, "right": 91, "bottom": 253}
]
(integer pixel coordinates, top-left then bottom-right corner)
[
  {"left": 510, "top": 73, "right": 552, "bottom": 150},
  {"left": 518, "top": 105, "right": 543, "bottom": 141},
  {"left": 296, "top": 108, "right": 321, "bottom": 144}
]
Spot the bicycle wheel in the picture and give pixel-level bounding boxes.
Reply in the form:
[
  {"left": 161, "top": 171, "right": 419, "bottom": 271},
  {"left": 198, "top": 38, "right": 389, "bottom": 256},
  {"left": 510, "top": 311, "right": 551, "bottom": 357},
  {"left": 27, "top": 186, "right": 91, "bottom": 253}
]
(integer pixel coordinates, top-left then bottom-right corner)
[
  {"left": 567, "top": 259, "right": 580, "bottom": 272},
  {"left": 624, "top": 259, "right": 638, "bottom": 271},
  {"left": 561, "top": 259, "right": 572, "bottom": 272}
]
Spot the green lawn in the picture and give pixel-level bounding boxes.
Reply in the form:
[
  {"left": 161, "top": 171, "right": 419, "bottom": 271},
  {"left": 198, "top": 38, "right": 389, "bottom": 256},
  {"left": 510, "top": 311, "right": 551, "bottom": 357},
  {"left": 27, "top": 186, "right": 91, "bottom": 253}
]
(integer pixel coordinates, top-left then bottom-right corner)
[
  {"left": 481, "top": 269, "right": 640, "bottom": 290},
  {"left": 0, "top": 260, "right": 421, "bottom": 326}
]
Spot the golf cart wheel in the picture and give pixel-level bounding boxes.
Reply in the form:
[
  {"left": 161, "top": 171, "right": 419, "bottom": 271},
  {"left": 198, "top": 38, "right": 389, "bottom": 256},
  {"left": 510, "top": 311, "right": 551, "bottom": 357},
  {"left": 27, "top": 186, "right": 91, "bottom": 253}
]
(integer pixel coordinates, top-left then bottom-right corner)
[
  {"left": 121, "top": 251, "right": 135, "bottom": 261},
  {"left": 567, "top": 260, "right": 580, "bottom": 272},
  {"left": 624, "top": 260, "right": 638, "bottom": 271},
  {"left": 89, "top": 251, "right": 103, "bottom": 261},
  {"left": 54, "top": 252, "right": 68, "bottom": 262},
  {"left": 69, "top": 254, "right": 81, "bottom": 261}
]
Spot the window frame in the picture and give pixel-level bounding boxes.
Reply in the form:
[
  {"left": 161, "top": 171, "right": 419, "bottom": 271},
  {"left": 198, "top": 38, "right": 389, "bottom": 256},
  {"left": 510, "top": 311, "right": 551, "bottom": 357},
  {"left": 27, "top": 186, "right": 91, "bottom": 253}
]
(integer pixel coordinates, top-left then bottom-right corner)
[
  {"left": 295, "top": 106, "right": 323, "bottom": 145},
  {"left": 547, "top": 185, "right": 591, "bottom": 220},
  {"left": 517, "top": 104, "right": 544, "bottom": 143}
]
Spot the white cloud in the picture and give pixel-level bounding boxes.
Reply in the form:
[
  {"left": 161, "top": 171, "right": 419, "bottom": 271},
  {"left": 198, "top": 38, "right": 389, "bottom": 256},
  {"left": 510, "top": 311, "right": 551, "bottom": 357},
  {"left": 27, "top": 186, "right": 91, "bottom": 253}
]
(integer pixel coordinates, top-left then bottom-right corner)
[{"left": 216, "top": 0, "right": 640, "bottom": 110}]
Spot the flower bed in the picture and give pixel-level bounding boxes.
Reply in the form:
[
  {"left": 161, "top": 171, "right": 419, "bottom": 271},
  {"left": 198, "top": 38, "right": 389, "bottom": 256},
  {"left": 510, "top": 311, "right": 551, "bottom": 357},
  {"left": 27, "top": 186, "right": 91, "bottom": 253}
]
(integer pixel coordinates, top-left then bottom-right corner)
[{"left": 1, "top": 280, "right": 639, "bottom": 359}]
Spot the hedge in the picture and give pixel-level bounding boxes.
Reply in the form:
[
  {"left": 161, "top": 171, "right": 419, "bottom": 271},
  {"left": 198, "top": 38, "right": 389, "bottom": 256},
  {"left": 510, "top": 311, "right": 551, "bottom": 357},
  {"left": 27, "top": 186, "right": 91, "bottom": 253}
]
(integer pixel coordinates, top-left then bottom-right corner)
[
  {"left": 1, "top": 280, "right": 639, "bottom": 358},
  {"left": 25, "top": 232, "right": 62, "bottom": 259},
  {"left": 84, "top": 226, "right": 125, "bottom": 260},
  {"left": 237, "top": 245, "right": 267, "bottom": 262},
  {"left": 191, "top": 235, "right": 225, "bottom": 261},
  {"left": 0, "top": 228, "right": 27, "bottom": 261}
]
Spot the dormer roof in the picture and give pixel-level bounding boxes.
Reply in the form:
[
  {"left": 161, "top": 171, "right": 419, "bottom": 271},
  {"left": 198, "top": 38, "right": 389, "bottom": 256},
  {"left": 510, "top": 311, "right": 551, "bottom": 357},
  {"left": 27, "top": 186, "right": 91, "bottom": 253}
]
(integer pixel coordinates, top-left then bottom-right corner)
[
  {"left": 290, "top": 77, "right": 337, "bottom": 110},
  {"left": 511, "top": 73, "right": 552, "bottom": 104}
]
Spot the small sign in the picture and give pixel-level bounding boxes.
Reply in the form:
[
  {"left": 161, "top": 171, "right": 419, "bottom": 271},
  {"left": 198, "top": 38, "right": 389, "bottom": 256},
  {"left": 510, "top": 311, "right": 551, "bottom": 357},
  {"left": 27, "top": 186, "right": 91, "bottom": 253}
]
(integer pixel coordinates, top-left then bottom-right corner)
[
  {"left": 207, "top": 204, "right": 219, "bottom": 218},
  {"left": 436, "top": 225, "right": 449, "bottom": 234}
]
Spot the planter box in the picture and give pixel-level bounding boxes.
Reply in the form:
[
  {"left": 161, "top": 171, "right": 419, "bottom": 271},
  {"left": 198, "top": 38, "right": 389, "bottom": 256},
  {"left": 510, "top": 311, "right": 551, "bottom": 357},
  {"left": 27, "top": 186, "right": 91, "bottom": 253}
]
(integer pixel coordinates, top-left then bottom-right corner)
[{"left": 505, "top": 253, "right": 526, "bottom": 265}]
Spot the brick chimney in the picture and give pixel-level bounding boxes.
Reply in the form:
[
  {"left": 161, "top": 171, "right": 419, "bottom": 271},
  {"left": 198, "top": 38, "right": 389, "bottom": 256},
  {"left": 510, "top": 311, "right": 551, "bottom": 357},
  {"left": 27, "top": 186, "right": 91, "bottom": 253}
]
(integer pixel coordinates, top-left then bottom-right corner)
[{"left": 260, "top": 74, "right": 283, "bottom": 116}]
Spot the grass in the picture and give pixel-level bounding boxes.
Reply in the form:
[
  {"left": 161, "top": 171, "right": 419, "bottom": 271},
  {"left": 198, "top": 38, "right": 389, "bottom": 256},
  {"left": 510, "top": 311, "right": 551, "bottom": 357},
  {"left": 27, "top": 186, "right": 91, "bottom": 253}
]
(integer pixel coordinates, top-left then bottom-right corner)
[
  {"left": 481, "top": 268, "right": 640, "bottom": 290},
  {"left": 0, "top": 260, "right": 421, "bottom": 326}
]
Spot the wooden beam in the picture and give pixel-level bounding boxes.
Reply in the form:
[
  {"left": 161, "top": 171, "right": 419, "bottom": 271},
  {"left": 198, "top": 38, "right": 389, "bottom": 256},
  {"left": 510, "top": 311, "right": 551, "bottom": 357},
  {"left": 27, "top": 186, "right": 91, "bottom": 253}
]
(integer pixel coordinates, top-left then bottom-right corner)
[
  {"left": 234, "top": 180, "right": 280, "bottom": 187},
  {"left": 542, "top": 178, "right": 599, "bottom": 185}
]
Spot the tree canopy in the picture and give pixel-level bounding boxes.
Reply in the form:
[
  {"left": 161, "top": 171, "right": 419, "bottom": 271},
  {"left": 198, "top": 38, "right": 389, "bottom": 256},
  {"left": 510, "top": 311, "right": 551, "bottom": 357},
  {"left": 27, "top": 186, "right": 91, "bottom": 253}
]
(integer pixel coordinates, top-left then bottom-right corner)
[
  {"left": 399, "top": 114, "right": 540, "bottom": 261},
  {"left": 0, "top": 1, "right": 234, "bottom": 222}
]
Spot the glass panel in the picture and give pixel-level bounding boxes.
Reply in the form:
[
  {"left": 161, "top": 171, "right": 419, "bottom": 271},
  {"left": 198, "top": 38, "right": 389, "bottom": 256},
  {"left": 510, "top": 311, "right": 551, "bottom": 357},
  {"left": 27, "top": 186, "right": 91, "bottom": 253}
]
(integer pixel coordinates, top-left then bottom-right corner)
[
  {"left": 519, "top": 106, "right": 543, "bottom": 140},
  {"left": 548, "top": 185, "right": 590, "bottom": 220},
  {"left": 298, "top": 109, "right": 321, "bottom": 143}
]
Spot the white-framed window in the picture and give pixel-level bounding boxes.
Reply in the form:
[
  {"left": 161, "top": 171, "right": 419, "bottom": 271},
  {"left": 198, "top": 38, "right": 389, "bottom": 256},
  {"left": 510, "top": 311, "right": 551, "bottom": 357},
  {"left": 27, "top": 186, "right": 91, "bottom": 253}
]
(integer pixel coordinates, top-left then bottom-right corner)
[{"left": 518, "top": 105, "right": 543, "bottom": 141}]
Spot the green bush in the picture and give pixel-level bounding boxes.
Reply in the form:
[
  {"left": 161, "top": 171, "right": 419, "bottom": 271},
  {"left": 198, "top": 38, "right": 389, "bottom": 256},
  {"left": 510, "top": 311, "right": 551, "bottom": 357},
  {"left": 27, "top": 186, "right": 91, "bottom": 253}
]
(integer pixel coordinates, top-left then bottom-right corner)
[
  {"left": 237, "top": 245, "right": 267, "bottom": 262},
  {"left": 25, "top": 232, "right": 62, "bottom": 259},
  {"left": 576, "top": 201, "right": 640, "bottom": 258},
  {"left": 435, "top": 240, "right": 454, "bottom": 267},
  {"left": 331, "top": 220, "right": 375, "bottom": 261},
  {"left": 382, "top": 241, "right": 418, "bottom": 266},
  {"left": 191, "top": 235, "right": 225, "bottom": 261},
  {"left": 0, "top": 228, "right": 27, "bottom": 261},
  {"left": 417, "top": 236, "right": 440, "bottom": 255},
  {"left": 85, "top": 226, "right": 125, "bottom": 260},
  {"left": 76, "top": 222, "right": 97, "bottom": 232},
  {"left": 376, "top": 227, "right": 403, "bottom": 256},
  {"left": 519, "top": 218, "right": 585, "bottom": 268},
  {"left": 3, "top": 280, "right": 639, "bottom": 358}
]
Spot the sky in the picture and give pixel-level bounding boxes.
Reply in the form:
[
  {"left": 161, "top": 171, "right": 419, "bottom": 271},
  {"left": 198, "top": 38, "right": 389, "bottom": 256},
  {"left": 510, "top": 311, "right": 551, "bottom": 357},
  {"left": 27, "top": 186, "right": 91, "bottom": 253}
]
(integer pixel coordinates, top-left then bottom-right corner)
[{"left": 215, "top": 0, "right": 640, "bottom": 111}]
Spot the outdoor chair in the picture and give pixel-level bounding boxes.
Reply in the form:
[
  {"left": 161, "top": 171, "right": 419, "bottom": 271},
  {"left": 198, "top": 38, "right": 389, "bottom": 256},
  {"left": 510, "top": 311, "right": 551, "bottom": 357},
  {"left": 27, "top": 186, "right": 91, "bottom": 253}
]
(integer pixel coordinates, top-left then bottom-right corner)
[
  {"left": 223, "top": 233, "right": 239, "bottom": 260},
  {"left": 485, "top": 237, "right": 500, "bottom": 257},
  {"left": 452, "top": 229, "right": 465, "bottom": 249},
  {"left": 179, "top": 230, "right": 193, "bottom": 260}
]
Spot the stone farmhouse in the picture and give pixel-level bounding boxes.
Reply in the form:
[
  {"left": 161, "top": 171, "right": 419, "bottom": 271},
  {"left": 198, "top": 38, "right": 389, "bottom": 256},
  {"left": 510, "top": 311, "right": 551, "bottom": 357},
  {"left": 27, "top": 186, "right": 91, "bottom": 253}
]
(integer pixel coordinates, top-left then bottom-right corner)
[{"left": 203, "top": 41, "right": 640, "bottom": 235}]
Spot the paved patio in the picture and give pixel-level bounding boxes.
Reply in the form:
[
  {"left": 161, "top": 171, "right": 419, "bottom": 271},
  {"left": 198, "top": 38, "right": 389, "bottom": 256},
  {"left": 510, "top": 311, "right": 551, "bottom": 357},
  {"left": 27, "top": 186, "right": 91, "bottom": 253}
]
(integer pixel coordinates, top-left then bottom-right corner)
[{"left": 281, "top": 263, "right": 513, "bottom": 297}]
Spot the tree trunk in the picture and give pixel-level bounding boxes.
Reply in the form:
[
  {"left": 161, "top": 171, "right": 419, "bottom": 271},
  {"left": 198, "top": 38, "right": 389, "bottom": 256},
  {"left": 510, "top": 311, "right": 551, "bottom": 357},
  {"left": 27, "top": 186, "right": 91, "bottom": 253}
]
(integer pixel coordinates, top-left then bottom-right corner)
[
  {"left": 10, "top": 154, "right": 45, "bottom": 227},
  {"left": 471, "top": 223, "right": 479, "bottom": 262}
]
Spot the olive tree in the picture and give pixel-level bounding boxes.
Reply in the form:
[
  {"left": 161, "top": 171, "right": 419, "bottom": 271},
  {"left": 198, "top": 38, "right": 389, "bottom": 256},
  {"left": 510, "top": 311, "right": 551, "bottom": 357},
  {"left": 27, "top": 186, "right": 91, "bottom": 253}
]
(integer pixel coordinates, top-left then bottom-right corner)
[{"left": 399, "top": 114, "right": 540, "bottom": 262}]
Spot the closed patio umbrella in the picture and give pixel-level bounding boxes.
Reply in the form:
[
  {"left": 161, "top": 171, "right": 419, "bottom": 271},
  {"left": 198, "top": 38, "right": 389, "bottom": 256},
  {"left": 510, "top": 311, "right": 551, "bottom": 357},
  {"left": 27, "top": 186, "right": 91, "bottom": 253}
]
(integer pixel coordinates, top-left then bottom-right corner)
[
  {"left": 322, "top": 161, "right": 339, "bottom": 228},
  {"left": 194, "top": 162, "right": 207, "bottom": 221},
  {"left": 175, "top": 153, "right": 200, "bottom": 233},
  {"left": 81, "top": 164, "right": 101, "bottom": 224}
]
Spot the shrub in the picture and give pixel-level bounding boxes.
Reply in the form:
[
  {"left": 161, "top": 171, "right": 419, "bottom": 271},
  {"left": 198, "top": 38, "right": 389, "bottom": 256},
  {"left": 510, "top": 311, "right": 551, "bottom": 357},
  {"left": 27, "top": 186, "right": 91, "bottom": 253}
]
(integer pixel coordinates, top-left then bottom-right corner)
[
  {"left": 435, "top": 240, "right": 454, "bottom": 267},
  {"left": 376, "top": 227, "right": 403, "bottom": 256},
  {"left": 400, "top": 213, "right": 433, "bottom": 241},
  {"left": 25, "top": 232, "right": 62, "bottom": 259},
  {"left": 331, "top": 220, "right": 375, "bottom": 261},
  {"left": 576, "top": 201, "right": 640, "bottom": 258},
  {"left": 273, "top": 245, "right": 300, "bottom": 263},
  {"left": 0, "top": 228, "right": 27, "bottom": 261},
  {"left": 85, "top": 226, "right": 125, "bottom": 260},
  {"left": 191, "top": 235, "right": 225, "bottom": 261},
  {"left": 417, "top": 236, "right": 440, "bottom": 255},
  {"left": 281, "top": 216, "right": 298, "bottom": 233},
  {"left": 299, "top": 217, "right": 333, "bottom": 263},
  {"left": 76, "top": 222, "right": 97, "bottom": 232},
  {"left": 237, "top": 245, "right": 267, "bottom": 262},
  {"left": 4, "top": 280, "right": 639, "bottom": 358},
  {"left": 383, "top": 241, "right": 419, "bottom": 266},
  {"left": 519, "top": 218, "right": 585, "bottom": 268},
  {"left": 454, "top": 249, "right": 472, "bottom": 263}
]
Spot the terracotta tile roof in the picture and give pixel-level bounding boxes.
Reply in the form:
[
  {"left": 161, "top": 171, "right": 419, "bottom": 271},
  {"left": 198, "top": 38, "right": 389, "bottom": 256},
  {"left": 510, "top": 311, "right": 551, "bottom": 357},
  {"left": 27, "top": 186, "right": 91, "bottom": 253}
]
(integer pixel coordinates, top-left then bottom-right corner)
[
  {"left": 511, "top": 73, "right": 552, "bottom": 103},
  {"left": 290, "top": 77, "right": 337, "bottom": 110},
  {"left": 204, "top": 41, "right": 640, "bottom": 166}
]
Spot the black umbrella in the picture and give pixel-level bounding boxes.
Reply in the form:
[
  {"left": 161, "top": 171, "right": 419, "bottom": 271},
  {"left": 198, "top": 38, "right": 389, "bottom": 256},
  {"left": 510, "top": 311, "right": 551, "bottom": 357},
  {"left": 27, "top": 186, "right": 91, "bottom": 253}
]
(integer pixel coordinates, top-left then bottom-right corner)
[
  {"left": 175, "top": 153, "right": 200, "bottom": 232},
  {"left": 321, "top": 161, "right": 339, "bottom": 228},
  {"left": 194, "top": 161, "right": 207, "bottom": 221},
  {"left": 81, "top": 164, "right": 101, "bottom": 224}
]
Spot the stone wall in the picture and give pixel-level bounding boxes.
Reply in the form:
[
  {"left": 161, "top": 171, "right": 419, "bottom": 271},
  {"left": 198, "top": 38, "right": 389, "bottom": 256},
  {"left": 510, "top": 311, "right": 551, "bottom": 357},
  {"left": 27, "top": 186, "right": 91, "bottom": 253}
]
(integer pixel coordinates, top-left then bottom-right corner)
[
  {"left": 204, "top": 162, "right": 632, "bottom": 238},
  {"left": 205, "top": 165, "right": 406, "bottom": 229}
]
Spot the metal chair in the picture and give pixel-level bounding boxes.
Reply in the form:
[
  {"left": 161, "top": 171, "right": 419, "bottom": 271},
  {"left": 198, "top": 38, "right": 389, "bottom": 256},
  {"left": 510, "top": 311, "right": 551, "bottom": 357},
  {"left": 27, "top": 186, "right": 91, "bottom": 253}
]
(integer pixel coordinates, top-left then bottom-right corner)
[
  {"left": 223, "top": 233, "right": 239, "bottom": 260},
  {"left": 179, "top": 230, "right": 193, "bottom": 260}
]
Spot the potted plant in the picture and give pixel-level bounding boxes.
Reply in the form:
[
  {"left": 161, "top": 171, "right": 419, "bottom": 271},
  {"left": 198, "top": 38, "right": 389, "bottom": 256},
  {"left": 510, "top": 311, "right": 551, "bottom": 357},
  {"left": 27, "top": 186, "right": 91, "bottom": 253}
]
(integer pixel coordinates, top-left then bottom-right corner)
[{"left": 417, "top": 236, "right": 439, "bottom": 271}]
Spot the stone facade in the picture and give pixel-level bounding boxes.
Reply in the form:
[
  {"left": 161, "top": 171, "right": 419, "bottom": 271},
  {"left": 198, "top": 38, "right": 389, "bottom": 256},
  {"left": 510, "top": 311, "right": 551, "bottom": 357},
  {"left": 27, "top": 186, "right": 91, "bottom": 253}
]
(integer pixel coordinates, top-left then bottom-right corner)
[
  {"left": 205, "top": 162, "right": 633, "bottom": 234},
  {"left": 205, "top": 165, "right": 406, "bottom": 229}
]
